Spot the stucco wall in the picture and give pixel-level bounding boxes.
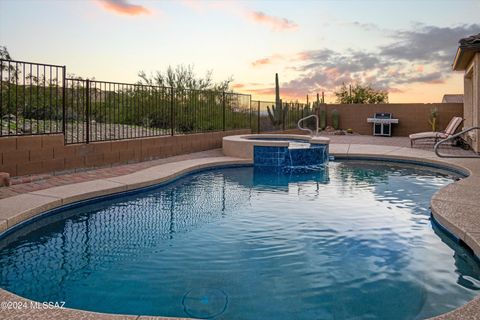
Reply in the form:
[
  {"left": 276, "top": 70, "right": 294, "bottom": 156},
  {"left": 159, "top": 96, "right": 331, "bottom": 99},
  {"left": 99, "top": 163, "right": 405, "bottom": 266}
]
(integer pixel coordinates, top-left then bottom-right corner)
[
  {"left": 317, "top": 103, "right": 463, "bottom": 136},
  {"left": 0, "top": 129, "right": 250, "bottom": 177},
  {"left": 472, "top": 53, "right": 480, "bottom": 152},
  {"left": 462, "top": 53, "right": 480, "bottom": 153}
]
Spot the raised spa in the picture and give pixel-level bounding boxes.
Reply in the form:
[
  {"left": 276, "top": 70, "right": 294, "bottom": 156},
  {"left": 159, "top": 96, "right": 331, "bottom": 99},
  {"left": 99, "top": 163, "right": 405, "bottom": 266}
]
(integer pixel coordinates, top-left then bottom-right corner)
[
  {"left": 0, "top": 161, "right": 479, "bottom": 320},
  {"left": 222, "top": 134, "right": 330, "bottom": 168}
]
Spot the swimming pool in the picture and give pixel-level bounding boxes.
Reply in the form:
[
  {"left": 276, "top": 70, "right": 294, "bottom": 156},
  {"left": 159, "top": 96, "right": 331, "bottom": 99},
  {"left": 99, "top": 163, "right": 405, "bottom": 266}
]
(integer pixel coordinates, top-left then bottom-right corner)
[{"left": 0, "top": 161, "right": 479, "bottom": 319}]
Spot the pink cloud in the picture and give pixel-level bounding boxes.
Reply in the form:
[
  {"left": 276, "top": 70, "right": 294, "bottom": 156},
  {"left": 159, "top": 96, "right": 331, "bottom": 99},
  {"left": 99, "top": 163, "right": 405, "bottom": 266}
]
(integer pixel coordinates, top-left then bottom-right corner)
[
  {"left": 416, "top": 65, "right": 424, "bottom": 72},
  {"left": 247, "top": 10, "right": 298, "bottom": 31},
  {"left": 180, "top": 1, "right": 297, "bottom": 32},
  {"left": 244, "top": 87, "right": 275, "bottom": 96},
  {"left": 251, "top": 58, "right": 272, "bottom": 67},
  {"left": 251, "top": 54, "right": 286, "bottom": 67},
  {"left": 324, "top": 67, "right": 340, "bottom": 78},
  {"left": 96, "top": 0, "right": 150, "bottom": 16},
  {"left": 244, "top": 87, "right": 307, "bottom": 101},
  {"left": 296, "top": 52, "right": 311, "bottom": 61},
  {"left": 389, "top": 87, "right": 404, "bottom": 93},
  {"left": 232, "top": 83, "right": 245, "bottom": 89}
]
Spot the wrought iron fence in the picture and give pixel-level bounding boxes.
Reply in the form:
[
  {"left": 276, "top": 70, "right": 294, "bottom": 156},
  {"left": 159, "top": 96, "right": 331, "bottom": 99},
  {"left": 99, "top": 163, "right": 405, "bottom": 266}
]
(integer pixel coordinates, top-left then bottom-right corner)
[
  {"left": 1, "top": 58, "right": 312, "bottom": 144},
  {"left": 0, "top": 59, "right": 65, "bottom": 136},
  {"left": 251, "top": 100, "right": 313, "bottom": 133},
  {"left": 64, "top": 79, "right": 252, "bottom": 144}
]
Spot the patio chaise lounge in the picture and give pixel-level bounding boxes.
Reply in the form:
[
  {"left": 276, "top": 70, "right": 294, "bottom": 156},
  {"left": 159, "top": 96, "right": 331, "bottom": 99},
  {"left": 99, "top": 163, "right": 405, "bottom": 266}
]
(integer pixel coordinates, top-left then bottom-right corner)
[{"left": 409, "top": 116, "right": 463, "bottom": 147}]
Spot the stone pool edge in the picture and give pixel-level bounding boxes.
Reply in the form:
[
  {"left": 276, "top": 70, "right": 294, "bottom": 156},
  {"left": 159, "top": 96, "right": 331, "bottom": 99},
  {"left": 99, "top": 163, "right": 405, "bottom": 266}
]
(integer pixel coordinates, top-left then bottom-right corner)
[{"left": 0, "top": 144, "right": 479, "bottom": 320}]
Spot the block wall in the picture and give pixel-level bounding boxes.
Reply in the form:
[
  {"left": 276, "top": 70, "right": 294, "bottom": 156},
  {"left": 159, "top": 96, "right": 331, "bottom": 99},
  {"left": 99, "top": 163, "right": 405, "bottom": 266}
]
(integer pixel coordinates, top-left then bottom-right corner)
[{"left": 0, "top": 129, "right": 250, "bottom": 177}]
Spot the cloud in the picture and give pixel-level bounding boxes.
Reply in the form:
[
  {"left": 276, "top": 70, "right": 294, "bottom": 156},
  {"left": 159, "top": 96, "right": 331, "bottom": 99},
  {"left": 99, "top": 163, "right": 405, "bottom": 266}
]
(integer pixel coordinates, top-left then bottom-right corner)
[
  {"left": 180, "top": 1, "right": 297, "bottom": 32},
  {"left": 251, "top": 58, "right": 273, "bottom": 67},
  {"left": 351, "top": 21, "right": 381, "bottom": 32},
  {"left": 379, "top": 23, "right": 480, "bottom": 67},
  {"left": 251, "top": 54, "right": 285, "bottom": 67},
  {"left": 96, "top": 0, "right": 150, "bottom": 16},
  {"left": 247, "top": 10, "right": 298, "bottom": 31},
  {"left": 252, "top": 23, "right": 480, "bottom": 100}
]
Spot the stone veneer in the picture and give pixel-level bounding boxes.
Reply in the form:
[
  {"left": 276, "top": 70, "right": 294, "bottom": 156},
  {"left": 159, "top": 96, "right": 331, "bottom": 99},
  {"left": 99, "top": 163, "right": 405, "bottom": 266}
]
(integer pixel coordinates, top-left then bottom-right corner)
[{"left": 0, "top": 129, "right": 250, "bottom": 177}]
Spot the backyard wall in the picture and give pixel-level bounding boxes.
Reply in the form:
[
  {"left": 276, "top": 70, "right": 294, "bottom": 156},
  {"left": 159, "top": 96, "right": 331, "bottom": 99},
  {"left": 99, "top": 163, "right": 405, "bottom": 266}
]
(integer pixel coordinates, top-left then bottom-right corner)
[
  {"left": 0, "top": 129, "right": 249, "bottom": 177},
  {"left": 319, "top": 103, "right": 463, "bottom": 136}
]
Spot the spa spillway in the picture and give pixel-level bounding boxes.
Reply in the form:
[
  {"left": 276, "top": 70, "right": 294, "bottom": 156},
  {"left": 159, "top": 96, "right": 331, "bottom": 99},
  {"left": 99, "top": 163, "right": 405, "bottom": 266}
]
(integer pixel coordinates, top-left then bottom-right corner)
[{"left": 222, "top": 134, "right": 330, "bottom": 169}]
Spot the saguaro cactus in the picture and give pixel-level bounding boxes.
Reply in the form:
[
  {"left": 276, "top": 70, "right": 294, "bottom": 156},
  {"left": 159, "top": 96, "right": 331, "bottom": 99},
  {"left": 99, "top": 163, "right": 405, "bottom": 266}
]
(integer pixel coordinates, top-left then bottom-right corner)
[
  {"left": 332, "top": 109, "right": 340, "bottom": 130},
  {"left": 267, "top": 73, "right": 288, "bottom": 128},
  {"left": 428, "top": 107, "right": 438, "bottom": 132}
]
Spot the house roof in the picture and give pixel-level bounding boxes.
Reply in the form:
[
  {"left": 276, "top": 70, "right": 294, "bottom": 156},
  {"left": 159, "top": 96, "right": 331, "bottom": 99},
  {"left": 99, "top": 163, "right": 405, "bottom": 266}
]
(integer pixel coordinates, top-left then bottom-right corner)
[
  {"left": 453, "top": 33, "right": 480, "bottom": 71},
  {"left": 459, "top": 33, "right": 480, "bottom": 49},
  {"left": 442, "top": 94, "right": 464, "bottom": 103}
]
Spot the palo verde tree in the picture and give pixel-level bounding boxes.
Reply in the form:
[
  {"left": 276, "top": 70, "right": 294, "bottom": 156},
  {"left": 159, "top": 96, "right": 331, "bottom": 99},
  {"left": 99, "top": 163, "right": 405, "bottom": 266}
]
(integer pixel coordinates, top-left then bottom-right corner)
[
  {"left": 137, "top": 65, "right": 242, "bottom": 133},
  {"left": 138, "top": 64, "right": 232, "bottom": 92},
  {"left": 335, "top": 83, "right": 388, "bottom": 104}
]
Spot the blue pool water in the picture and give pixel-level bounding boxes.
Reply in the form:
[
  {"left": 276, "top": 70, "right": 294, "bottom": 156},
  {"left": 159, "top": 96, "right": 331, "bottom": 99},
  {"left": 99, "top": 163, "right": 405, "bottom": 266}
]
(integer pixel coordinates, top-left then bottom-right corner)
[{"left": 1, "top": 161, "right": 479, "bottom": 319}]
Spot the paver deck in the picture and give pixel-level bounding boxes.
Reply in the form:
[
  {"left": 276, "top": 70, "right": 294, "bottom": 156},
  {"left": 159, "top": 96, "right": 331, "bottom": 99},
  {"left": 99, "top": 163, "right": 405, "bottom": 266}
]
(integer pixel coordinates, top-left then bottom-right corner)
[{"left": 1, "top": 149, "right": 224, "bottom": 200}]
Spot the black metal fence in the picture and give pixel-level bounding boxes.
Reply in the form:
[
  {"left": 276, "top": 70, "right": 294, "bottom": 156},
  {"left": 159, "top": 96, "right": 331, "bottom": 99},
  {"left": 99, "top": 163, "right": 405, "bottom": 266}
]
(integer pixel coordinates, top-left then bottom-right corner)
[
  {"left": 1, "top": 58, "right": 311, "bottom": 144},
  {"left": 64, "top": 79, "right": 251, "bottom": 144},
  {"left": 0, "top": 59, "right": 65, "bottom": 136},
  {"left": 251, "top": 100, "right": 313, "bottom": 133}
]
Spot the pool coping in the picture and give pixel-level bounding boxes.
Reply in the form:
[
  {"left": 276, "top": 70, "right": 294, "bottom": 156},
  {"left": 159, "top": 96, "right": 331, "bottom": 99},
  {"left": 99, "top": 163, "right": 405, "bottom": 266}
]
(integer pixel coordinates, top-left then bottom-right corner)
[{"left": 1, "top": 144, "right": 479, "bottom": 319}]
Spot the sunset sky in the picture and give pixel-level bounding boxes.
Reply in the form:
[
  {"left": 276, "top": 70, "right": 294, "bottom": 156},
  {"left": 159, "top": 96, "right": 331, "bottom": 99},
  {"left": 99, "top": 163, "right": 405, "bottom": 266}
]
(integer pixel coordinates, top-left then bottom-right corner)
[{"left": 1, "top": 0, "right": 479, "bottom": 103}]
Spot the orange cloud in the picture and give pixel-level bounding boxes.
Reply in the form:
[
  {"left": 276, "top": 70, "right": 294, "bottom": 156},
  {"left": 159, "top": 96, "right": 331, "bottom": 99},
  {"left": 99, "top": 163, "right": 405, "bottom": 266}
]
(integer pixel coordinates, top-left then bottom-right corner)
[
  {"left": 96, "top": 0, "right": 150, "bottom": 16},
  {"left": 296, "top": 52, "right": 311, "bottom": 61},
  {"left": 180, "top": 1, "right": 297, "bottom": 32},
  {"left": 388, "top": 87, "right": 404, "bottom": 93},
  {"left": 247, "top": 10, "right": 298, "bottom": 31},
  {"left": 232, "top": 83, "right": 245, "bottom": 89},
  {"left": 243, "top": 87, "right": 275, "bottom": 96},
  {"left": 251, "top": 58, "right": 272, "bottom": 67},
  {"left": 251, "top": 54, "right": 285, "bottom": 67},
  {"left": 324, "top": 67, "right": 340, "bottom": 78},
  {"left": 244, "top": 87, "right": 307, "bottom": 101},
  {"left": 416, "top": 65, "right": 424, "bottom": 73}
]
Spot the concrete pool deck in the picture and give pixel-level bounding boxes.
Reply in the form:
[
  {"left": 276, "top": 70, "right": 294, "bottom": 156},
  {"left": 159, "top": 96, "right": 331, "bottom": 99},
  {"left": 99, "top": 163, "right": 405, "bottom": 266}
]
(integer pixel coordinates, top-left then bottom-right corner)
[{"left": 0, "top": 138, "right": 479, "bottom": 319}]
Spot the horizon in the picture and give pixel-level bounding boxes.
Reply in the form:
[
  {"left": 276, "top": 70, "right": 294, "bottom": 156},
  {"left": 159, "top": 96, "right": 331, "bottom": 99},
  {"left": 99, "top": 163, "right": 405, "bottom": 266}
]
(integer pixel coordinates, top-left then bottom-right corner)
[{"left": 1, "top": 0, "right": 479, "bottom": 103}]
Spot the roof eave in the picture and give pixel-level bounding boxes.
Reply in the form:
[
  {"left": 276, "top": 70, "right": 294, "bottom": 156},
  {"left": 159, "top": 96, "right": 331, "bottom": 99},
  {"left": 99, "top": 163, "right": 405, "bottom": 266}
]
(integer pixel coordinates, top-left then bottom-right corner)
[
  {"left": 452, "top": 47, "right": 463, "bottom": 71},
  {"left": 453, "top": 47, "right": 476, "bottom": 71}
]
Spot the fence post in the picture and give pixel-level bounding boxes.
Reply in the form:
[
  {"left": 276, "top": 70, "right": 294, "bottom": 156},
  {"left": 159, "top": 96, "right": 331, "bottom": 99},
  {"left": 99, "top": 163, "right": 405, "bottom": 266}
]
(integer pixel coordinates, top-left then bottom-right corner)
[
  {"left": 85, "top": 79, "right": 90, "bottom": 144},
  {"left": 62, "top": 66, "right": 66, "bottom": 142},
  {"left": 170, "top": 87, "right": 174, "bottom": 136},
  {"left": 249, "top": 96, "right": 252, "bottom": 132},
  {"left": 222, "top": 92, "right": 226, "bottom": 131},
  {"left": 257, "top": 101, "right": 260, "bottom": 133}
]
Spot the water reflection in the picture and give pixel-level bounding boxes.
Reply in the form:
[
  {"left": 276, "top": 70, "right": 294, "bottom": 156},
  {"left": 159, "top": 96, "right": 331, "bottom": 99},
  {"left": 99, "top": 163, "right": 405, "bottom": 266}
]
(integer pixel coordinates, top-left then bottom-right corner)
[{"left": 0, "top": 162, "right": 478, "bottom": 320}]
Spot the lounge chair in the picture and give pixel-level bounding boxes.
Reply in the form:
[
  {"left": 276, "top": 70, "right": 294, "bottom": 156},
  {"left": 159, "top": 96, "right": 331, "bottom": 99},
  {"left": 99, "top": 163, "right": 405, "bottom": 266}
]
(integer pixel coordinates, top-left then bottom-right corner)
[{"left": 409, "top": 116, "right": 463, "bottom": 147}]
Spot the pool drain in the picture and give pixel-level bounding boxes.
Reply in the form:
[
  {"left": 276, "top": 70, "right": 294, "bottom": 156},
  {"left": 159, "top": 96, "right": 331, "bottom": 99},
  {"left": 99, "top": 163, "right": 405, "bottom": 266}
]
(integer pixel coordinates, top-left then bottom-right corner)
[{"left": 182, "top": 287, "right": 228, "bottom": 319}]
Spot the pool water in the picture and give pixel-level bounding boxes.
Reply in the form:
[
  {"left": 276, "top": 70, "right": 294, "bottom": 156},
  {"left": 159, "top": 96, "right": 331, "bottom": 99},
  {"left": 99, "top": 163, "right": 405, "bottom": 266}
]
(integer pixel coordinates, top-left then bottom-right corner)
[{"left": 1, "top": 161, "right": 479, "bottom": 319}]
